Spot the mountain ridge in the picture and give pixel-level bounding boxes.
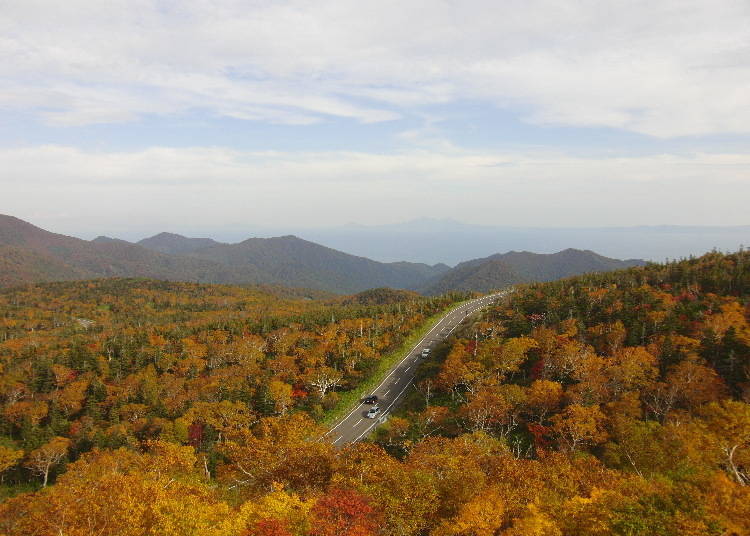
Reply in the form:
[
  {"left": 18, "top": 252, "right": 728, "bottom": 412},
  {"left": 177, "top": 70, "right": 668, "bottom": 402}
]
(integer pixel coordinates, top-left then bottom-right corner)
[
  {"left": 182, "top": 234, "right": 449, "bottom": 293},
  {"left": 0, "top": 215, "right": 647, "bottom": 294},
  {"left": 0, "top": 214, "right": 263, "bottom": 285},
  {"left": 418, "top": 247, "right": 647, "bottom": 295},
  {"left": 0, "top": 215, "right": 448, "bottom": 293},
  {"left": 137, "top": 232, "right": 225, "bottom": 255}
]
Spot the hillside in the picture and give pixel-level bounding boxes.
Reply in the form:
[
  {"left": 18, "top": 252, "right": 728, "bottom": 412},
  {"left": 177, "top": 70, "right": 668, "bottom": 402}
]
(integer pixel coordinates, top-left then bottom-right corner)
[
  {"left": 0, "top": 245, "right": 90, "bottom": 287},
  {"left": 185, "top": 235, "right": 449, "bottom": 294},
  {"left": 0, "top": 215, "right": 274, "bottom": 287},
  {"left": 420, "top": 248, "right": 645, "bottom": 294},
  {"left": 342, "top": 287, "right": 422, "bottom": 306},
  {"left": 0, "top": 253, "right": 748, "bottom": 535},
  {"left": 419, "top": 258, "right": 529, "bottom": 295},
  {"left": 0, "top": 215, "right": 447, "bottom": 293}
]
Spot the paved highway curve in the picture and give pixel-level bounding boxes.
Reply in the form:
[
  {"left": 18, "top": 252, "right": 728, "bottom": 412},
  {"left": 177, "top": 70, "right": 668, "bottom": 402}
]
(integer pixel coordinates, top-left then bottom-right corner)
[{"left": 323, "top": 292, "right": 507, "bottom": 446}]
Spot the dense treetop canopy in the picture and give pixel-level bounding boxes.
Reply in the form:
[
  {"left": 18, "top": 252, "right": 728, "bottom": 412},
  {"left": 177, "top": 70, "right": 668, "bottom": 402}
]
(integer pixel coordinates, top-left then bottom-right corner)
[{"left": 0, "top": 252, "right": 749, "bottom": 535}]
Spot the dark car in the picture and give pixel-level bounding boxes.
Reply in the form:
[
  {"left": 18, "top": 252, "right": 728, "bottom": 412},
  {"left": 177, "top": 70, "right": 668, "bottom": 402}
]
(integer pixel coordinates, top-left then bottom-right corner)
[{"left": 363, "top": 395, "right": 379, "bottom": 404}]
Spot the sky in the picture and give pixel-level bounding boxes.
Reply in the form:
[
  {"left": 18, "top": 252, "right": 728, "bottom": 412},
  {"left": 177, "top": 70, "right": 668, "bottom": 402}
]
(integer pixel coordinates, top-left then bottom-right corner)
[{"left": 1, "top": 0, "right": 750, "bottom": 240}]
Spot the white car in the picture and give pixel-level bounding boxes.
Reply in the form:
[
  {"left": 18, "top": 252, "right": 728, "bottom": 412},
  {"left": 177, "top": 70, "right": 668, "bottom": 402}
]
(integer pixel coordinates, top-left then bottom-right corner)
[
  {"left": 421, "top": 348, "right": 431, "bottom": 358},
  {"left": 366, "top": 406, "right": 381, "bottom": 419}
]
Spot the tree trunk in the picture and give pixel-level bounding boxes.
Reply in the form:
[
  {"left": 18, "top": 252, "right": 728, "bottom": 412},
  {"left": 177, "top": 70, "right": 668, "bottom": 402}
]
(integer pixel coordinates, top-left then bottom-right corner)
[{"left": 726, "top": 445, "right": 747, "bottom": 486}]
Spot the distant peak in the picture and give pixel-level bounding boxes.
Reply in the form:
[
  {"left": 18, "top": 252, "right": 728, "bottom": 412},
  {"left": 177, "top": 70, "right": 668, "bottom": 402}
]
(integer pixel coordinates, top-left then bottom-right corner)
[{"left": 149, "top": 232, "right": 187, "bottom": 240}]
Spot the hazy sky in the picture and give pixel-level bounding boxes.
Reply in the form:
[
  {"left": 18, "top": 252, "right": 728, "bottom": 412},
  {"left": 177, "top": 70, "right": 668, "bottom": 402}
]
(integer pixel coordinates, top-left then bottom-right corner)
[{"left": 2, "top": 0, "right": 749, "bottom": 238}]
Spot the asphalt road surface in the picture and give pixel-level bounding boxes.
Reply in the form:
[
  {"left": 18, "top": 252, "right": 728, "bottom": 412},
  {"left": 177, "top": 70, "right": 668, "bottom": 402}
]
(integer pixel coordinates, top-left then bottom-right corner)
[{"left": 324, "top": 292, "right": 506, "bottom": 447}]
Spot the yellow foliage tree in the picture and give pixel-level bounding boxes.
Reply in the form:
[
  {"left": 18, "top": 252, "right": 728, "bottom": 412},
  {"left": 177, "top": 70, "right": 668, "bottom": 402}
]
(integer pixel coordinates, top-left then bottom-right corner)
[
  {"left": 232, "top": 482, "right": 313, "bottom": 536},
  {"left": 503, "top": 504, "right": 561, "bottom": 536},
  {"left": 0, "top": 445, "right": 23, "bottom": 481},
  {"left": 551, "top": 404, "right": 608, "bottom": 452},
  {"left": 432, "top": 487, "right": 505, "bottom": 536},
  {"left": 269, "top": 380, "right": 293, "bottom": 415}
]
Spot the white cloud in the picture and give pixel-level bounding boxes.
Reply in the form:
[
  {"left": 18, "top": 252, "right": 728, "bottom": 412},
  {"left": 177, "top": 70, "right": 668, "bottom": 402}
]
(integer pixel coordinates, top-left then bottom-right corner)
[
  {"left": 1, "top": 145, "right": 748, "bottom": 232},
  {"left": 1, "top": 0, "right": 749, "bottom": 136}
]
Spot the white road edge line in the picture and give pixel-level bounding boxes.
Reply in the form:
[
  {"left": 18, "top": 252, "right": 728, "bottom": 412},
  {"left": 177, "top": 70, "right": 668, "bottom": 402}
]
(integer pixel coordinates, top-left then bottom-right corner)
[
  {"left": 325, "top": 298, "right": 476, "bottom": 435},
  {"left": 351, "top": 293, "right": 508, "bottom": 443},
  {"left": 324, "top": 292, "right": 504, "bottom": 441},
  {"left": 353, "top": 379, "right": 414, "bottom": 442}
]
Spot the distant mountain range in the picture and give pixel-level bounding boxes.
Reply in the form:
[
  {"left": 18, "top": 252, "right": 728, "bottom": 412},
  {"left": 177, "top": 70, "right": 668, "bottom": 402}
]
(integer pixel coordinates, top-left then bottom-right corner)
[
  {"left": 292, "top": 219, "right": 750, "bottom": 265},
  {"left": 0, "top": 214, "right": 645, "bottom": 294},
  {"left": 0, "top": 215, "right": 447, "bottom": 293}
]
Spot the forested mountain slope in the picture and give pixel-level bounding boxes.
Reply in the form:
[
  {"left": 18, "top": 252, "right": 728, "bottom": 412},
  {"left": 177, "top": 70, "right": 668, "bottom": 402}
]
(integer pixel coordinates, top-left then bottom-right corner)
[
  {"left": 0, "top": 215, "right": 265, "bottom": 286},
  {"left": 418, "top": 258, "right": 529, "bottom": 295},
  {"left": 0, "top": 215, "right": 448, "bottom": 293},
  {"left": 185, "top": 234, "right": 449, "bottom": 294},
  {"left": 420, "top": 248, "right": 645, "bottom": 294},
  {"left": 0, "top": 279, "right": 461, "bottom": 511},
  {"left": 0, "top": 245, "right": 90, "bottom": 287}
]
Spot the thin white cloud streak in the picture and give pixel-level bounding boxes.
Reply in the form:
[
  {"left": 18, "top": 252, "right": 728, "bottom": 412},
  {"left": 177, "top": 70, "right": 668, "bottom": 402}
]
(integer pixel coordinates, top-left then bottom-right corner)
[
  {"left": 1, "top": 145, "right": 748, "bottom": 231},
  {"left": 1, "top": 0, "right": 749, "bottom": 136}
]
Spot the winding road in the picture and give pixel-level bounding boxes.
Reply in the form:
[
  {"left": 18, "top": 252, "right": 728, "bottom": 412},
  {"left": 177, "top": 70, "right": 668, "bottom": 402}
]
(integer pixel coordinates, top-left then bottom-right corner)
[{"left": 324, "top": 292, "right": 506, "bottom": 446}]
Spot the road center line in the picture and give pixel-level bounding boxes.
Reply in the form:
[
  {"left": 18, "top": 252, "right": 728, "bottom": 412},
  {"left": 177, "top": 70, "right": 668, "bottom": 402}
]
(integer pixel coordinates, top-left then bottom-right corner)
[{"left": 354, "top": 379, "right": 415, "bottom": 442}]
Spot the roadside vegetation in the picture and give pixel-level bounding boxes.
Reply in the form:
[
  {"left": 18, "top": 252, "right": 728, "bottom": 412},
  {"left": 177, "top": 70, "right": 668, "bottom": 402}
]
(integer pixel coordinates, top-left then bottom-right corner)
[{"left": 322, "top": 300, "right": 470, "bottom": 427}]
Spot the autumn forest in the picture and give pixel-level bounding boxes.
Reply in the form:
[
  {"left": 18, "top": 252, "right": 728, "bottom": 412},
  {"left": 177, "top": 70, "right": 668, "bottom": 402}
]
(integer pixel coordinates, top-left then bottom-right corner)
[{"left": 0, "top": 251, "right": 749, "bottom": 536}]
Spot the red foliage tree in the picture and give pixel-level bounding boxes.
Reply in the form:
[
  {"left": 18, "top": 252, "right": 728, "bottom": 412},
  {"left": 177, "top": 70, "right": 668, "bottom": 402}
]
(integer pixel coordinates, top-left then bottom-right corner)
[
  {"left": 188, "top": 422, "right": 204, "bottom": 448},
  {"left": 245, "top": 519, "right": 292, "bottom": 536},
  {"left": 309, "top": 487, "right": 378, "bottom": 536},
  {"left": 527, "top": 423, "right": 552, "bottom": 451}
]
